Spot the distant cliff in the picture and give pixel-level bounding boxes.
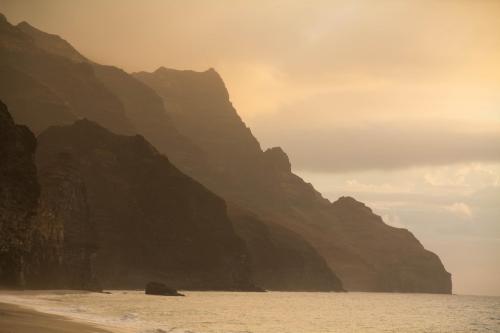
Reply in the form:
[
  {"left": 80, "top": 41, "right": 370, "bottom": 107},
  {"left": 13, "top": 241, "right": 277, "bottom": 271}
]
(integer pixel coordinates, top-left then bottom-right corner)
[
  {"left": 36, "top": 119, "right": 255, "bottom": 290},
  {"left": 135, "top": 67, "right": 452, "bottom": 293},
  {"left": 229, "top": 205, "right": 344, "bottom": 291},
  {"left": 327, "top": 197, "right": 451, "bottom": 292}
]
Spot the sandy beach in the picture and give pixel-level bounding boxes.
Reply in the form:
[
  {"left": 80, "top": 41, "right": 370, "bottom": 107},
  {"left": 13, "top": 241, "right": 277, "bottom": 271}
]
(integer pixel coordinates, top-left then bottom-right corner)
[
  {"left": 1, "top": 290, "right": 499, "bottom": 333},
  {"left": 0, "top": 302, "right": 112, "bottom": 333}
]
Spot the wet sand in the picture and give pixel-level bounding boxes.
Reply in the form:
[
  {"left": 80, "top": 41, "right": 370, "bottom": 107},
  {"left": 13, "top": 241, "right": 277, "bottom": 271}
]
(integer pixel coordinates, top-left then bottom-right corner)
[{"left": 0, "top": 302, "right": 112, "bottom": 333}]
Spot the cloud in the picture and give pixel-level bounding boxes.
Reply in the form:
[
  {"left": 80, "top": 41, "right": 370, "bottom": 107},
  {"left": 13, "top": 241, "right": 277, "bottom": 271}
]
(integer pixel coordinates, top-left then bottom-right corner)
[
  {"left": 381, "top": 213, "right": 405, "bottom": 228},
  {"left": 254, "top": 118, "right": 500, "bottom": 172},
  {"left": 424, "top": 164, "right": 500, "bottom": 189},
  {"left": 444, "top": 202, "right": 473, "bottom": 219}
]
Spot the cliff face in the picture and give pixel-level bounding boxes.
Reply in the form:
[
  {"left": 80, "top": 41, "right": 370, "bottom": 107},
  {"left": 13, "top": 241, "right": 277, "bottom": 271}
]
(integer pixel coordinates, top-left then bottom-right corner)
[
  {"left": 11, "top": 19, "right": 212, "bottom": 183},
  {"left": 91, "top": 64, "right": 210, "bottom": 179},
  {"left": 28, "top": 151, "right": 99, "bottom": 290},
  {"left": 133, "top": 68, "right": 263, "bottom": 192},
  {"left": 0, "top": 100, "right": 97, "bottom": 289},
  {"left": 135, "top": 68, "right": 452, "bottom": 293},
  {"left": 133, "top": 68, "right": 329, "bottom": 212},
  {"left": 0, "top": 100, "right": 39, "bottom": 287},
  {"left": 229, "top": 205, "right": 343, "bottom": 291},
  {"left": 36, "top": 120, "right": 255, "bottom": 290},
  {"left": 1, "top": 13, "right": 452, "bottom": 293},
  {"left": 326, "top": 197, "right": 452, "bottom": 293},
  {"left": 14, "top": 20, "right": 207, "bottom": 174}
]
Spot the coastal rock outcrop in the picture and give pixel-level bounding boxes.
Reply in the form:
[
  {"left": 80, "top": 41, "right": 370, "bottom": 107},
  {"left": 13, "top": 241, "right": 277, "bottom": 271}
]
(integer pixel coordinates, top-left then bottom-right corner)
[{"left": 145, "top": 281, "right": 184, "bottom": 296}]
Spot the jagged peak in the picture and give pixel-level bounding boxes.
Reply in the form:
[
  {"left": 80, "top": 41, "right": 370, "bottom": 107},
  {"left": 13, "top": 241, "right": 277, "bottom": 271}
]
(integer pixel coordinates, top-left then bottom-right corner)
[
  {"left": 152, "top": 66, "right": 222, "bottom": 79},
  {"left": 138, "top": 66, "right": 229, "bottom": 101},
  {"left": 16, "top": 20, "right": 87, "bottom": 62},
  {"left": 332, "top": 196, "right": 372, "bottom": 211},
  {"left": 41, "top": 118, "right": 159, "bottom": 158},
  {"left": 17, "top": 21, "right": 37, "bottom": 30},
  {"left": 264, "top": 147, "right": 291, "bottom": 172},
  {"left": 0, "top": 100, "right": 15, "bottom": 126},
  {"left": 0, "top": 12, "right": 16, "bottom": 30},
  {"left": 17, "top": 20, "right": 64, "bottom": 41},
  {"left": 42, "top": 118, "right": 109, "bottom": 137}
]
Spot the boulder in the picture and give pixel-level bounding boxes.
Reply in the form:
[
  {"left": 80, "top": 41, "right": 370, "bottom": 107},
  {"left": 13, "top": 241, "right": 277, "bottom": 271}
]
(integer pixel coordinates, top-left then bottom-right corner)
[{"left": 145, "top": 281, "right": 184, "bottom": 296}]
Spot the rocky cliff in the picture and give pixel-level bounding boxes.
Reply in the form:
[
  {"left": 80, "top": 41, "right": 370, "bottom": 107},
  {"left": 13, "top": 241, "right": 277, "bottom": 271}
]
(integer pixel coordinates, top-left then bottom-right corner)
[
  {"left": 15, "top": 19, "right": 209, "bottom": 178},
  {"left": 0, "top": 13, "right": 452, "bottom": 293},
  {"left": 327, "top": 197, "right": 451, "bottom": 292},
  {"left": 36, "top": 119, "right": 255, "bottom": 290},
  {"left": 0, "top": 100, "right": 97, "bottom": 289},
  {"left": 90, "top": 64, "right": 211, "bottom": 179},
  {"left": 28, "top": 150, "right": 99, "bottom": 290},
  {"left": 229, "top": 204, "right": 343, "bottom": 291},
  {"left": 135, "top": 68, "right": 452, "bottom": 293},
  {"left": 0, "top": 100, "right": 39, "bottom": 288},
  {"left": 133, "top": 67, "right": 263, "bottom": 193}
]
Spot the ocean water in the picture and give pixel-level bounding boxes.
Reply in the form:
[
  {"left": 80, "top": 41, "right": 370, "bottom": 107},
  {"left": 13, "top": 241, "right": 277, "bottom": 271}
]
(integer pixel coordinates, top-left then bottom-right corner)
[{"left": 1, "top": 291, "right": 500, "bottom": 333}]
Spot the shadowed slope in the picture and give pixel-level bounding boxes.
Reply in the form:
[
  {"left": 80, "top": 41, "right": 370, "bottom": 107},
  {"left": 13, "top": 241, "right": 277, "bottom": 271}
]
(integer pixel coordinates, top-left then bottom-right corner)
[{"left": 36, "top": 119, "right": 255, "bottom": 290}]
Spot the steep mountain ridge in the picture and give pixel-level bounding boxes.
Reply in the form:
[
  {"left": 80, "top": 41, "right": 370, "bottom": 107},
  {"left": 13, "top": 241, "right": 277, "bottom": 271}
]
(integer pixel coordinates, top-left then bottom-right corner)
[
  {"left": 16, "top": 21, "right": 88, "bottom": 63},
  {"left": 13, "top": 19, "right": 212, "bottom": 184},
  {"left": 135, "top": 67, "right": 452, "bottom": 293},
  {"left": 1, "top": 14, "right": 344, "bottom": 291},
  {"left": 91, "top": 64, "right": 211, "bottom": 179},
  {"left": 0, "top": 14, "right": 451, "bottom": 293},
  {"left": 0, "top": 17, "right": 134, "bottom": 135}
]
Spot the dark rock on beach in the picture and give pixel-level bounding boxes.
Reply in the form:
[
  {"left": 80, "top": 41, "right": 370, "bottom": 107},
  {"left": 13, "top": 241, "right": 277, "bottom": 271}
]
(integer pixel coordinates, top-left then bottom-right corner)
[{"left": 145, "top": 281, "right": 184, "bottom": 296}]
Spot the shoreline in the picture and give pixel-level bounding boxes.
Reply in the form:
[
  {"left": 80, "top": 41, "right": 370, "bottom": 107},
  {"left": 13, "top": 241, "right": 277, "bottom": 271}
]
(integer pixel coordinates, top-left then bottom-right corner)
[{"left": 0, "top": 302, "right": 114, "bottom": 333}]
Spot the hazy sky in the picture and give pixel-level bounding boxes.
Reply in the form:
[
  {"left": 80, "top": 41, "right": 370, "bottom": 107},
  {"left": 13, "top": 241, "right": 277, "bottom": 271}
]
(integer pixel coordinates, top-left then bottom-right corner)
[{"left": 1, "top": 0, "right": 499, "bottom": 296}]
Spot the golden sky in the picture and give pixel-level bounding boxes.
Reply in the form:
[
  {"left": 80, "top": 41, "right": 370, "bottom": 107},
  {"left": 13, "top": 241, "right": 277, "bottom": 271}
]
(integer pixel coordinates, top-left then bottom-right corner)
[{"left": 1, "top": 0, "right": 499, "bottom": 296}]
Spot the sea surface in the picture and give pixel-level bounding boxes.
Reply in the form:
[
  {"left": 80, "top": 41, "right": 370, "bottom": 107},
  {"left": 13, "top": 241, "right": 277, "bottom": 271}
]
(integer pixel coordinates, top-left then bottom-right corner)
[{"left": 1, "top": 291, "right": 499, "bottom": 333}]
